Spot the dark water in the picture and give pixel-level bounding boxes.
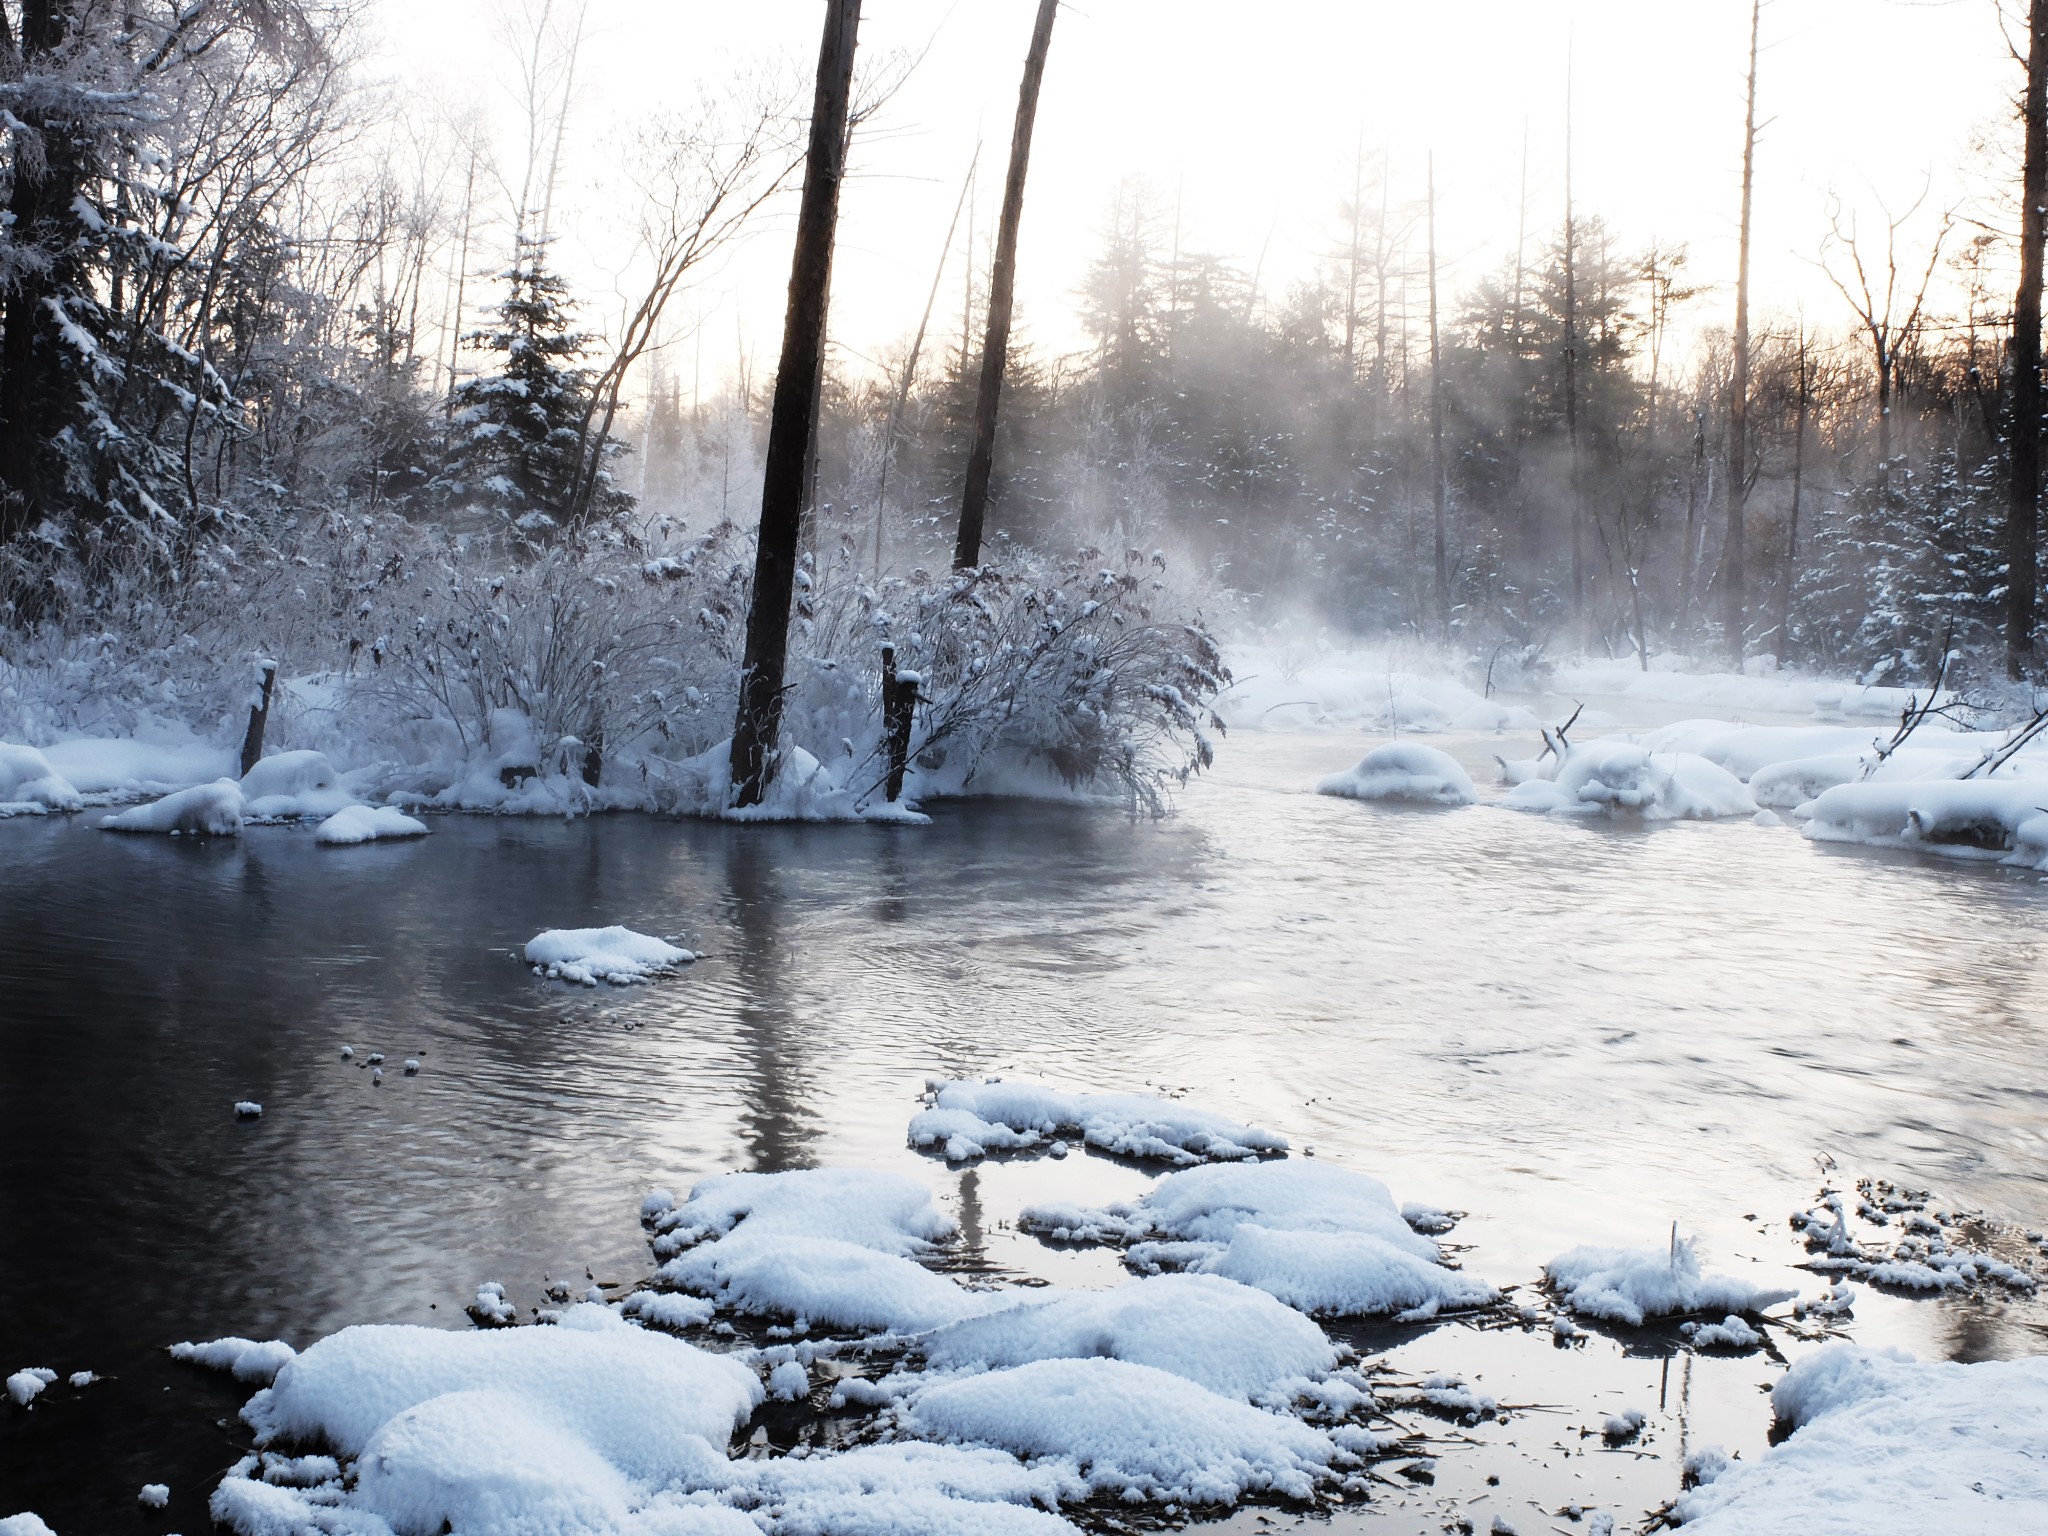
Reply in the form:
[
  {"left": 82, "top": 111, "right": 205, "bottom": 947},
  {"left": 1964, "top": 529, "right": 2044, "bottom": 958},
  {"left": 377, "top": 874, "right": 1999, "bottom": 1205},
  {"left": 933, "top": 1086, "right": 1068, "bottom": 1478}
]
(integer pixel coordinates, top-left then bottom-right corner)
[{"left": 3, "top": 728, "right": 2046, "bottom": 1531}]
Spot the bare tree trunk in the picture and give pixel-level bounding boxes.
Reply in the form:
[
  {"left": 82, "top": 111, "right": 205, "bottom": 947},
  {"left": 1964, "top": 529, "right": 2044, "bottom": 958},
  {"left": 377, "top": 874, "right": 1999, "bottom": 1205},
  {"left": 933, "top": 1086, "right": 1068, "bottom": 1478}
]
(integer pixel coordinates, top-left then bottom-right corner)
[
  {"left": 876, "top": 146, "right": 978, "bottom": 576},
  {"left": 1426, "top": 153, "right": 1448, "bottom": 633},
  {"left": 1724, "top": 0, "right": 1759, "bottom": 661},
  {"left": 1563, "top": 62, "right": 1584, "bottom": 634},
  {"left": 728, "top": 0, "right": 861, "bottom": 808},
  {"left": 2012, "top": 0, "right": 2047, "bottom": 679},
  {"left": 952, "top": 0, "right": 1059, "bottom": 570},
  {"left": 1781, "top": 326, "right": 1808, "bottom": 659}
]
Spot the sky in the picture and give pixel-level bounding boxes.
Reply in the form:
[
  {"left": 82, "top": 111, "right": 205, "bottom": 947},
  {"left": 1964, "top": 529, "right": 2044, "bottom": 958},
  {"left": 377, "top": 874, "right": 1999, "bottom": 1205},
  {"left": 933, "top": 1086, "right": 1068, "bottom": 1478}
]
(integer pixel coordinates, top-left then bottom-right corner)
[{"left": 373, "top": 0, "right": 2015, "bottom": 395}]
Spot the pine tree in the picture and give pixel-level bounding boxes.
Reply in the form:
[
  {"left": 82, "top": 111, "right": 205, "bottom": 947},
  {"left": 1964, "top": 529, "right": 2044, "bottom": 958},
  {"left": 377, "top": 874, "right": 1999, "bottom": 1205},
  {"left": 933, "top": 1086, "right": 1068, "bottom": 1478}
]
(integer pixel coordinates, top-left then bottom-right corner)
[{"left": 436, "top": 239, "right": 627, "bottom": 539}]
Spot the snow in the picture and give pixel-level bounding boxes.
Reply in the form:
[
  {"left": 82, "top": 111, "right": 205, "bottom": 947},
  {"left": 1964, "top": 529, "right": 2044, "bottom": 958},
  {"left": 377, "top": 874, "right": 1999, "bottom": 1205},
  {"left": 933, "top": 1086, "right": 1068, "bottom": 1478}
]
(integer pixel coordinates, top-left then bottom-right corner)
[
  {"left": 1673, "top": 1345, "right": 2048, "bottom": 1533},
  {"left": 525, "top": 925, "right": 696, "bottom": 985},
  {"left": 234, "top": 1101, "right": 263, "bottom": 1118},
  {"left": 916, "top": 1273, "right": 1336, "bottom": 1401},
  {"left": 0, "top": 744, "right": 81, "bottom": 814},
  {"left": 41, "top": 735, "right": 235, "bottom": 798},
  {"left": 1543, "top": 1236, "right": 1796, "bottom": 1325},
  {"left": 905, "top": 1356, "right": 1343, "bottom": 1505},
  {"left": 5, "top": 1369, "right": 53, "bottom": 1407},
  {"left": 1801, "top": 779, "right": 2048, "bottom": 870},
  {"left": 98, "top": 778, "right": 245, "bottom": 834},
  {"left": 0, "top": 1517, "right": 56, "bottom": 1536},
  {"left": 315, "top": 804, "right": 429, "bottom": 844},
  {"left": 240, "top": 749, "right": 356, "bottom": 819},
  {"left": 1683, "top": 1315, "right": 1764, "bottom": 1350},
  {"left": 1506, "top": 741, "right": 1757, "bottom": 820},
  {"left": 172, "top": 1336, "right": 299, "bottom": 1384},
  {"left": 137, "top": 1484, "right": 169, "bottom": 1508},
  {"left": 910, "top": 1079, "right": 1287, "bottom": 1165},
  {"left": 1216, "top": 645, "right": 1537, "bottom": 733},
  {"left": 650, "top": 1169, "right": 957, "bottom": 1258},
  {"left": 1316, "top": 742, "right": 1477, "bottom": 806},
  {"left": 1021, "top": 1161, "right": 1495, "bottom": 1318}
]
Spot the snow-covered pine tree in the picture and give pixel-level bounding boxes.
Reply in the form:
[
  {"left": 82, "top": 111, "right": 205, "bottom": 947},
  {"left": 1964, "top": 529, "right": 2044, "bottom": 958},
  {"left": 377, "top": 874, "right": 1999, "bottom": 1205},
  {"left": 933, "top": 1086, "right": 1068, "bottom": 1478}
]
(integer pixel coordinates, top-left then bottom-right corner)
[{"left": 436, "top": 238, "right": 629, "bottom": 541}]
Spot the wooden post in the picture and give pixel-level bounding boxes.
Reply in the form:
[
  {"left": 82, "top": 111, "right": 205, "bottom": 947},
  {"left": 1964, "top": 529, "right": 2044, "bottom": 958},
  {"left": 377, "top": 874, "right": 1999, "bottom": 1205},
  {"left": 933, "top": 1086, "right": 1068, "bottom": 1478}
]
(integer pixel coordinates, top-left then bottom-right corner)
[
  {"left": 728, "top": 0, "right": 861, "bottom": 807},
  {"left": 880, "top": 642, "right": 918, "bottom": 802},
  {"left": 952, "top": 0, "right": 1059, "bottom": 570},
  {"left": 239, "top": 660, "right": 277, "bottom": 778}
]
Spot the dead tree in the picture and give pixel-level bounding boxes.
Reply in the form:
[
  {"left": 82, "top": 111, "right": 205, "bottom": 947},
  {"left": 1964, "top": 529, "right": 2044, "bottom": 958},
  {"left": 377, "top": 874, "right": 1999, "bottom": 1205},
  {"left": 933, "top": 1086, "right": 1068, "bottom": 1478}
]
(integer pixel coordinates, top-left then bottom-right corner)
[
  {"left": 728, "top": 0, "right": 861, "bottom": 808},
  {"left": 952, "top": 0, "right": 1059, "bottom": 570},
  {"left": 1426, "top": 152, "right": 1449, "bottom": 632},
  {"left": 1724, "top": 0, "right": 1760, "bottom": 660},
  {"left": 2011, "top": 0, "right": 2047, "bottom": 679},
  {"left": 1821, "top": 188, "right": 1952, "bottom": 482}
]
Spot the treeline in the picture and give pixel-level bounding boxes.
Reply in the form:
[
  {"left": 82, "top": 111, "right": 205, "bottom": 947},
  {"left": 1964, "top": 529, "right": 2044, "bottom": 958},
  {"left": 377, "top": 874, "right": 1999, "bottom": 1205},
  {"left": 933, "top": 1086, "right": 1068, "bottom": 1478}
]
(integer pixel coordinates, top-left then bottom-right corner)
[{"left": 755, "top": 167, "right": 2025, "bottom": 687}]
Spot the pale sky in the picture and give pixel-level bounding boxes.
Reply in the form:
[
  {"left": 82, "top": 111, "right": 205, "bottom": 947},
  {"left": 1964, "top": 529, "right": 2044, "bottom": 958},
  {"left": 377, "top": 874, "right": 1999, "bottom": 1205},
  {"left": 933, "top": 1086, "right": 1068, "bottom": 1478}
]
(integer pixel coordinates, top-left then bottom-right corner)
[{"left": 374, "top": 0, "right": 2014, "bottom": 393}]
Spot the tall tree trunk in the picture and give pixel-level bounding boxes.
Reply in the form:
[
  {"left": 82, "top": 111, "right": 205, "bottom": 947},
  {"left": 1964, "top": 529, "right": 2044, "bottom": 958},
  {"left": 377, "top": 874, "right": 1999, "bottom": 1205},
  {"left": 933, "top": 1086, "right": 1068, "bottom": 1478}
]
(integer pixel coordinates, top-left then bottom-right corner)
[
  {"left": 1781, "top": 327, "right": 1808, "bottom": 659},
  {"left": 2011, "top": 0, "right": 2047, "bottom": 679},
  {"left": 728, "top": 0, "right": 861, "bottom": 807},
  {"left": 952, "top": 0, "right": 1058, "bottom": 570},
  {"left": 1725, "top": 0, "right": 1760, "bottom": 661},
  {"left": 1427, "top": 153, "right": 1449, "bottom": 633},
  {"left": 1563, "top": 63, "right": 1584, "bottom": 633}
]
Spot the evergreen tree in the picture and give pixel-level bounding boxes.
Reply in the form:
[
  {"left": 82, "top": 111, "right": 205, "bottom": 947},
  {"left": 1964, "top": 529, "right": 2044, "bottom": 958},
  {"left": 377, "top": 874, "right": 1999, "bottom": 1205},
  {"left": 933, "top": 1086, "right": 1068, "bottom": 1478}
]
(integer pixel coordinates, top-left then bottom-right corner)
[{"left": 437, "top": 239, "right": 628, "bottom": 539}]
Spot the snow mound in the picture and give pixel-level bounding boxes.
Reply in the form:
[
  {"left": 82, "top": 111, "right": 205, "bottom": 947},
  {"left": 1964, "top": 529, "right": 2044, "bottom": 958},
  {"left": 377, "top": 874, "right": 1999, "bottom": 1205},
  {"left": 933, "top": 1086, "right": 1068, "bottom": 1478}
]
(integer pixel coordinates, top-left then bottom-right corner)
[
  {"left": 906, "top": 1357, "right": 1341, "bottom": 1505},
  {"left": 0, "top": 744, "right": 82, "bottom": 814},
  {"left": 170, "top": 1336, "right": 299, "bottom": 1384},
  {"left": 647, "top": 1169, "right": 994, "bottom": 1334},
  {"left": 315, "top": 804, "right": 429, "bottom": 844},
  {"left": 1544, "top": 1237, "right": 1795, "bottom": 1326},
  {"left": 1801, "top": 779, "right": 2048, "bottom": 870},
  {"left": 1524, "top": 741, "right": 1758, "bottom": 820},
  {"left": 6, "top": 1368, "right": 54, "bottom": 1407},
  {"left": 0, "top": 1517, "right": 56, "bottom": 1536},
  {"left": 735, "top": 1442, "right": 1080, "bottom": 1534},
  {"left": 910, "top": 1079, "right": 1286, "bottom": 1165},
  {"left": 1316, "top": 742, "right": 1477, "bottom": 806},
  {"left": 1022, "top": 1161, "right": 1494, "bottom": 1318},
  {"left": 245, "top": 1305, "right": 760, "bottom": 1475},
  {"left": 525, "top": 925, "right": 695, "bottom": 985},
  {"left": 99, "top": 779, "right": 244, "bottom": 835},
  {"left": 240, "top": 749, "right": 356, "bottom": 819},
  {"left": 1673, "top": 1345, "right": 2048, "bottom": 1533},
  {"left": 917, "top": 1273, "right": 1335, "bottom": 1400}
]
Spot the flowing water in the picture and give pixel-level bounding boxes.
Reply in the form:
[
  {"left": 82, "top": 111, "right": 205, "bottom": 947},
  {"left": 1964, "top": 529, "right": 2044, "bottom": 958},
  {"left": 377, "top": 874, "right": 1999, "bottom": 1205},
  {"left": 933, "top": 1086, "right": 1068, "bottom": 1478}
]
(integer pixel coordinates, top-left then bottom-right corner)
[{"left": 4, "top": 717, "right": 2047, "bottom": 1531}]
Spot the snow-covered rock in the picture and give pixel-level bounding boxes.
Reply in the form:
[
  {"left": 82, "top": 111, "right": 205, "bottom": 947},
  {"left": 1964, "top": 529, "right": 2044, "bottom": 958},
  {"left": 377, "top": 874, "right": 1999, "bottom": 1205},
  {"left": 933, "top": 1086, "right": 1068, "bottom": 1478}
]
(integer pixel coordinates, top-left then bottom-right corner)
[
  {"left": 0, "top": 1516, "right": 57, "bottom": 1536},
  {"left": 906, "top": 1356, "right": 1341, "bottom": 1505},
  {"left": 910, "top": 1079, "right": 1286, "bottom": 1165},
  {"left": 99, "top": 779, "right": 244, "bottom": 835},
  {"left": 171, "top": 1337, "right": 298, "bottom": 1385},
  {"left": 240, "top": 749, "right": 355, "bottom": 819},
  {"left": 917, "top": 1273, "right": 1335, "bottom": 1401},
  {"left": 1022, "top": 1160, "right": 1495, "bottom": 1319},
  {"left": 1501, "top": 741, "right": 1755, "bottom": 820},
  {"left": 314, "top": 804, "right": 429, "bottom": 844},
  {"left": 525, "top": 925, "right": 695, "bottom": 985},
  {"left": 0, "top": 744, "right": 82, "bottom": 813},
  {"left": 1673, "top": 1345, "right": 2048, "bottom": 1532},
  {"left": 1802, "top": 779, "right": 2048, "bottom": 870},
  {"left": 1543, "top": 1236, "right": 1795, "bottom": 1325},
  {"left": 1316, "top": 742, "right": 1477, "bottom": 806}
]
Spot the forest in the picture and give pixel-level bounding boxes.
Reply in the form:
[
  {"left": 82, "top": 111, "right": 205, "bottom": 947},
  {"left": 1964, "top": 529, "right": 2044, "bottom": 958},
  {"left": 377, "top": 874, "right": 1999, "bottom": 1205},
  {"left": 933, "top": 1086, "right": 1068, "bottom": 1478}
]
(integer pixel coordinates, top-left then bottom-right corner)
[{"left": 0, "top": 0, "right": 2041, "bottom": 813}]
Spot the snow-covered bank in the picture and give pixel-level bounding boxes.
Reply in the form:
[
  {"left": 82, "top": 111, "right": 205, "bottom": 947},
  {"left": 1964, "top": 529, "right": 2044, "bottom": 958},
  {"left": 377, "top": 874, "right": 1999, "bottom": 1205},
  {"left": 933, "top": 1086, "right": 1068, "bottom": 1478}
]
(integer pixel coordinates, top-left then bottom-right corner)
[{"left": 1674, "top": 1346, "right": 2048, "bottom": 1531}]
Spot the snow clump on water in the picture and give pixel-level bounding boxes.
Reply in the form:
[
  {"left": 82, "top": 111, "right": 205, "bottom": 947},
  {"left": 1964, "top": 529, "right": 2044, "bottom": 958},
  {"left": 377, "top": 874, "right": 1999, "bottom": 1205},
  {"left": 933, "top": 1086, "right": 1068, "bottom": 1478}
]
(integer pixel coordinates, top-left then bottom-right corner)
[
  {"left": 5, "top": 1368, "right": 55, "bottom": 1407},
  {"left": 524, "top": 925, "right": 695, "bottom": 985},
  {"left": 1023, "top": 1160, "right": 1497, "bottom": 1320},
  {"left": 170, "top": 1336, "right": 298, "bottom": 1384},
  {"left": 238, "top": 749, "right": 356, "bottom": 820},
  {"left": 1543, "top": 1235, "right": 1796, "bottom": 1325},
  {"left": 314, "top": 804, "right": 429, "bottom": 844},
  {"left": 1502, "top": 741, "right": 1756, "bottom": 820},
  {"left": 1672, "top": 1345, "right": 2048, "bottom": 1532},
  {"left": 1316, "top": 742, "right": 1478, "bottom": 806},
  {"left": 0, "top": 744, "right": 82, "bottom": 814},
  {"left": 909, "top": 1077, "right": 1288, "bottom": 1165},
  {"left": 0, "top": 1516, "right": 57, "bottom": 1536},
  {"left": 98, "top": 778, "right": 245, "bottom": 835}
]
